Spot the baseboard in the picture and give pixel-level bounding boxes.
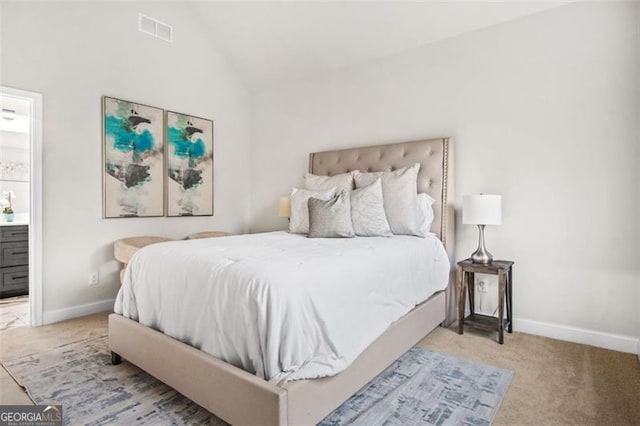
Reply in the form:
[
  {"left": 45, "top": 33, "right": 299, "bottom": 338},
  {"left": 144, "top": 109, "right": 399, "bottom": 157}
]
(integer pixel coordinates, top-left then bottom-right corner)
[
  {"left": 514, "top": 317, "right": 639, "bottom": 355},
  {"left": 43, "top": 298, "right": 115, "bottom": 325}
]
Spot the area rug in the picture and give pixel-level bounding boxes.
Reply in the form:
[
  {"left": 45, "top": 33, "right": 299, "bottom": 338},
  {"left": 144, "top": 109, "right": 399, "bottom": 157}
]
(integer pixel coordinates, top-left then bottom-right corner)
[{"left": 2, "top": 336, "right": 512, "bottom": 425}]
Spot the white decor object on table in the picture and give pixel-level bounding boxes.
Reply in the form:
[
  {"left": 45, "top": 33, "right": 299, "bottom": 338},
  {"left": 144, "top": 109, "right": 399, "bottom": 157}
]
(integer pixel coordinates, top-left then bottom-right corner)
[
  {"left": 462, "top": 194, "right": 502, "bottom": 264},
  {"left": 1, "top": 190, "right": 16, "bottom": 222}
]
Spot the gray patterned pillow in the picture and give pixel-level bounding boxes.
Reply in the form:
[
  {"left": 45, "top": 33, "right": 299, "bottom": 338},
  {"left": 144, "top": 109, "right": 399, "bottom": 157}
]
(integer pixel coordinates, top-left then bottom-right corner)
[
  {"left": 289, "top": 187, "right": 337, "bottom": 234},
  {"left": 350, "top": 178, "right": 392, "bottom": 237},
  {"left": 308, "top": 192, "right": 355, "bottom": 238}
]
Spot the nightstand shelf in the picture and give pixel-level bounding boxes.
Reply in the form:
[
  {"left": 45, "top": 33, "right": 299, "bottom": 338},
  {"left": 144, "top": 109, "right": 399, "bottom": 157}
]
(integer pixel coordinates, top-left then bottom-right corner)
[
  {"left": 457, "top": 259, "right": 514, "bottom": 344},
  {"left": 462, "top": 313, "right": 510, "bottom": 334}
]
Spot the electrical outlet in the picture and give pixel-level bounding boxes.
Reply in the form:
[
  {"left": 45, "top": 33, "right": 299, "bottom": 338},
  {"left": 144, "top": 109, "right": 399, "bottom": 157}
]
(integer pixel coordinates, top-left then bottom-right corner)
[
  {"left": 88, "top": 272, "right": 99, "bottom": 286},
  {"left": 478, "top": 281, "right": 488, "bottom": 293}
]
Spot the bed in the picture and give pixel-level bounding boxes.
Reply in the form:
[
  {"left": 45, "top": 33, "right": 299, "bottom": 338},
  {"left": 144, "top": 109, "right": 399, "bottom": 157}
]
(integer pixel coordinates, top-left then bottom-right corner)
[{"left": 109, "top": 137, "right": 455, "bottom": 425}]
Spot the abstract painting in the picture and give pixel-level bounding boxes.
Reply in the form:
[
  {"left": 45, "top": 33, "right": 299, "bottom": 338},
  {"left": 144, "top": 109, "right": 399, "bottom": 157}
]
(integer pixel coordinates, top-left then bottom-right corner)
[
  {"left": 166, "top": 111, "right": 213, "bottom": 216},
  {"left": 102, "top": 96, "right": 164, "bottom": 218}
]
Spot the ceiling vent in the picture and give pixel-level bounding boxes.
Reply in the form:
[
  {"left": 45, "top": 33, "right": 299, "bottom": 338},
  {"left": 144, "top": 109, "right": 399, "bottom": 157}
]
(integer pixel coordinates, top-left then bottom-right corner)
[{"left": 138, "top": 13, "right": 172, "bottom": 43}]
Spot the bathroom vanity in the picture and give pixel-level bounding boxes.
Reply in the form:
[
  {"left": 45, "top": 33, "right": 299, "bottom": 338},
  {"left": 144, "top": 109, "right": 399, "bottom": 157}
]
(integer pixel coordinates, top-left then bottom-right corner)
[{"left": 0, "top": 224, "right": 28, "bottom": 298}]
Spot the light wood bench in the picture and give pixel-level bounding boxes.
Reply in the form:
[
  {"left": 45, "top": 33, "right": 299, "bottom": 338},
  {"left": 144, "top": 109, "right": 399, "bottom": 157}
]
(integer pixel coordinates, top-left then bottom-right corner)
[
  {"left": 114, "top": 236, "right": 173, "bottom": 283},
  {"left": 185, "top": 231, "right": 231, "bottom": 240},
  {"left": 114, "top": 232, "right": 231, "bottom": 283}
]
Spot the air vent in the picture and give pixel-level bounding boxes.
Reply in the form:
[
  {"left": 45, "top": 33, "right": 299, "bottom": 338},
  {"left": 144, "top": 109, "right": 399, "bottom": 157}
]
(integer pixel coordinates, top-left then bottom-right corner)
[{"left": 138, "top": 13, "right": 172, "bottom": 43}]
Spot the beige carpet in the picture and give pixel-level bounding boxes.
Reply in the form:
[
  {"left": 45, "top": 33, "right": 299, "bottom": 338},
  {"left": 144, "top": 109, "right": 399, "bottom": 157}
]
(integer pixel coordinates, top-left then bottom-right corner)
[
  {"left": 420, "top": 327, "right": 640, "bottom": 425},
  {"left": 1, "top": 312, "right": 639, "bottom": 425}
]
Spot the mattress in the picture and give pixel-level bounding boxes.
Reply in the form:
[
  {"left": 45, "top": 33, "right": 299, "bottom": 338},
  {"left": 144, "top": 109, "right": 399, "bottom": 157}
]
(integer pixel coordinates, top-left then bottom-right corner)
[{"left": 114, "top": 231, "right": 450, "bottom": 383}]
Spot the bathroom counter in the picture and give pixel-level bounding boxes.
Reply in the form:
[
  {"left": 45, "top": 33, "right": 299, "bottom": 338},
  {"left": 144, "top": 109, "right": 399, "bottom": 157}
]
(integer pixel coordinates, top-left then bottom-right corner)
[
  {"left": 1, "top": 213, "right": 29, "bottom": 227},
  {"left": 0, "top": 220, "right": 29, "bottom": 227}
]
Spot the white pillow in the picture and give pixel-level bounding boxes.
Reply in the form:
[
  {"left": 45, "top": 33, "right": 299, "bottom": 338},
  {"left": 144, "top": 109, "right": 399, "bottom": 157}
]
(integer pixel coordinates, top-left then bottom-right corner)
[
  {"left": 354, "top": 164, "right": 421, "bottom": 236},
  {"left": 304, "top": 172, "right": 355, "bottom": 193},
  {"left": 417, "top": 193, "right": 436, "bottom": 237},
  {"left": 289, "top": 187, "right": 337, "bottom": 234},
  {"left": 350, "top": 179, "right": 392, "bottom": 237}
]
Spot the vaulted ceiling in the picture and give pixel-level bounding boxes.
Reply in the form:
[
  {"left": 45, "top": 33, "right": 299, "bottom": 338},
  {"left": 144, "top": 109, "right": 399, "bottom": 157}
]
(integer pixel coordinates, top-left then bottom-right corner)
[{"left": 189, "top": 1, "right": 569, "bottom": 89}]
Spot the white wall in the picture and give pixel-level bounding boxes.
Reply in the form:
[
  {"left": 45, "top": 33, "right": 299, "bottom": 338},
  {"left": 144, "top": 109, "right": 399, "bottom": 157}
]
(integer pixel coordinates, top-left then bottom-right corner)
[
  {"left": 251, "top": 2, "right": 640, "bottom": 344},
  {"left": 1, "top": 2, "right": 252, "bottom": 315}
]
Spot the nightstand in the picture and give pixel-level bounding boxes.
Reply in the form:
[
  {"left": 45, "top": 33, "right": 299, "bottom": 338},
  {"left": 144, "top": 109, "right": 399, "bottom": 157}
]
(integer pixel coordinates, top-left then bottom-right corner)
[{"left": 456, "top": 259, "right": 514, "bottom": 344}]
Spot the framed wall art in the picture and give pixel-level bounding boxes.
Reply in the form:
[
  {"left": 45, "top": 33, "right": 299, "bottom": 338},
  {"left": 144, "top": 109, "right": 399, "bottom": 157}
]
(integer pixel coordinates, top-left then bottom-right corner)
[
  {"left": 165, "top": 111, "right": 214, "bottom": 216},
  {"left": 102, "top": 96, "right": 165, "bottom": 218}
]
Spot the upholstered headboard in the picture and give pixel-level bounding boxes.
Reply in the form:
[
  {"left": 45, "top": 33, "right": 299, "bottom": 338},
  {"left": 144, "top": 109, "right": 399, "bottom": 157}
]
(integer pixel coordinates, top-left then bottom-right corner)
[{"left": 309, "top": 138, "right": 454, "bottom": 252}]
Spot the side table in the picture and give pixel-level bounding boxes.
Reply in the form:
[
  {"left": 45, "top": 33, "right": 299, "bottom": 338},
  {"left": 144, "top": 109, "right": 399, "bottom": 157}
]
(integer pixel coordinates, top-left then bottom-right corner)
[{"left": 457, "top": 259, "right": 514, "bottom": 344}]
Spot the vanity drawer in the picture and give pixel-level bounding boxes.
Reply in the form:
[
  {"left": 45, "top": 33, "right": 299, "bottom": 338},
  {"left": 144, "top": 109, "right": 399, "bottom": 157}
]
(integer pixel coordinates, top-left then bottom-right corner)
[
  {"left": 0, "top": 241, "right": 28, "bottom": 267},
  {"left": 0, "top": 226, "right": 29, "bottom": 242},
  {"left": 0, "top": 265, "right": 28, "bottom": 294}
]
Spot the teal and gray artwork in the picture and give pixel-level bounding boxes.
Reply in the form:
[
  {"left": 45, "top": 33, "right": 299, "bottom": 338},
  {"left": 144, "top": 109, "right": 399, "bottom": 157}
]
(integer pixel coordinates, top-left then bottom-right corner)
[
  {"left": 103, "top": 97, "right": 164, "bottom": 217},
  {"left": 166, "top": 111, "right": 213, "bottom": 216}
]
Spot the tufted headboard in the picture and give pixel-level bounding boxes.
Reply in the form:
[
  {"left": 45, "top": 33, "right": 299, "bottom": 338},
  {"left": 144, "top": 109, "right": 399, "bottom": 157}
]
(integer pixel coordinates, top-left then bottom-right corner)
[{"left": 309, "top": 138, "right": 454, "bottom": 252}]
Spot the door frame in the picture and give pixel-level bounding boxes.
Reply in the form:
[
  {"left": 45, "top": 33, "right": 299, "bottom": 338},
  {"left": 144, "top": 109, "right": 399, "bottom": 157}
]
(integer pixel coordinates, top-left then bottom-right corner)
[{"left": 1, "top": 86, "right": 43, "bottom": 326}]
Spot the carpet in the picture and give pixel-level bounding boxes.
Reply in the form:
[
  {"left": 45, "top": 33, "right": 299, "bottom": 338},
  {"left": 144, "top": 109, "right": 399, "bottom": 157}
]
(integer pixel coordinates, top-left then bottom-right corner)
[{"left": 2, "top": 336, "right": 512, "bottom": 425}]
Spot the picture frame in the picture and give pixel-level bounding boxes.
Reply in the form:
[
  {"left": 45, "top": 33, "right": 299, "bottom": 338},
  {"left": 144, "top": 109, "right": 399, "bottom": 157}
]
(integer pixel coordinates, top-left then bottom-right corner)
[
  {"left": 102, "top": 96, "right": 165, "bottom": 218},
  {"left": 165, "top": 110, "right": 214, "bottom": 217}
]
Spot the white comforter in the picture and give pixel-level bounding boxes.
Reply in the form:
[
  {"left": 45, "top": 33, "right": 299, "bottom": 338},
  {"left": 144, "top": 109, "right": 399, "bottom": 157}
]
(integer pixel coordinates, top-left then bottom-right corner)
[{"left": 114, "top": 231, "right": 450, "bottom": 383}]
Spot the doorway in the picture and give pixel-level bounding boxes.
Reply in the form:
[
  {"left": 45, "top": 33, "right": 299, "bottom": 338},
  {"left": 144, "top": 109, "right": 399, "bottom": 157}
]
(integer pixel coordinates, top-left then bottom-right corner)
[{"left": 0, "top": 86, "right": 42, "bottom": 328}]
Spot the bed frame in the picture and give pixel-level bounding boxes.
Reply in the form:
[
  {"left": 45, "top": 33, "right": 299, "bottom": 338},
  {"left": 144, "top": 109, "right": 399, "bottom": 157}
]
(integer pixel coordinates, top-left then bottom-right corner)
[{"left": 109, "top": 137, "right": 455, "bottom": 425}]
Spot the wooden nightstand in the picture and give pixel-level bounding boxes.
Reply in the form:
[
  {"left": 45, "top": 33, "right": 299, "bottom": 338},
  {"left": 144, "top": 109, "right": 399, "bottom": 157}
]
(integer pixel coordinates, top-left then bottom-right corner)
[{"left": 457, "top": 259, "right": 514, "bottom": 344}]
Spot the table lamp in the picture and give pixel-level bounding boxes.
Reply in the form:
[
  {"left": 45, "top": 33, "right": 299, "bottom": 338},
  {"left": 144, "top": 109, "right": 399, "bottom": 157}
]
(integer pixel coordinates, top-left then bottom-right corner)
[
  {"left": 462, "top": 194, "right": 502, "bottom": 264},
  {"left": 278, "top": 196, "right": 291, "bottom": 218}
]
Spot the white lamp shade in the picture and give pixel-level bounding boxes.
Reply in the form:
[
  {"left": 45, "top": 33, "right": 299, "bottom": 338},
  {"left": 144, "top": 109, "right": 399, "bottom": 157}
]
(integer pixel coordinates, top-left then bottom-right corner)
[
  {"left": 462, "top": 194, "right": 502, "bottom": 225},
  {"left": 278, "top": 196, "right": 291, "bottom": 218}
]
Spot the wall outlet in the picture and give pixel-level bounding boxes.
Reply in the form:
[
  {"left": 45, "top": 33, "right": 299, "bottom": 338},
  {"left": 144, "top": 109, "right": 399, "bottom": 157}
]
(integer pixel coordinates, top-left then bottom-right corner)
[
  {"left": 88, "top": 272, "right": 99, "bottom": 286},
  {"left": 474, "top": 275, "right": 498, "bottom": 315}
]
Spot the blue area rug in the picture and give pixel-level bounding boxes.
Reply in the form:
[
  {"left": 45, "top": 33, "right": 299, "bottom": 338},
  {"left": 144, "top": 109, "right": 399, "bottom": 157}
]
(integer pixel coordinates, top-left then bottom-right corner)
[
  {"left": 319, "top": 347, "right": 513, "bottom": 426},
  {"left": 2, "top": 336, "right": 512, "bottom": 425}
]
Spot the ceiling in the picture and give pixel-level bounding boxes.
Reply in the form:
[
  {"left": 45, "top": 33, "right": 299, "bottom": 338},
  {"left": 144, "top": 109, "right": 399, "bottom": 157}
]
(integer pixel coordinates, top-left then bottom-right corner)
[{"left": 189, "top": 1, "right": 570, "bottom": 89}]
